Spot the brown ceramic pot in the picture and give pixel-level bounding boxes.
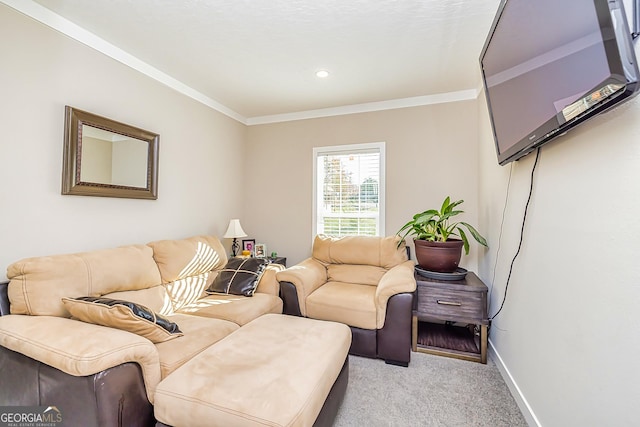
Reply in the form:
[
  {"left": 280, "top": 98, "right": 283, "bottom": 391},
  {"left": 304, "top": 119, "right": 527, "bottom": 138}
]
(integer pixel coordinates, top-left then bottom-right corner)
[{"left": 414, "top": 239, "right": 464, "bottom": 273}]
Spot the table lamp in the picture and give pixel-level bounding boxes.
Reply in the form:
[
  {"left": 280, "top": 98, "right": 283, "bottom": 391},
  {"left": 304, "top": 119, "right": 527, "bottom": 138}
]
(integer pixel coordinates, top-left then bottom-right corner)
[{"left": 223, "top": 219, "right": 247, "bottom": 256}]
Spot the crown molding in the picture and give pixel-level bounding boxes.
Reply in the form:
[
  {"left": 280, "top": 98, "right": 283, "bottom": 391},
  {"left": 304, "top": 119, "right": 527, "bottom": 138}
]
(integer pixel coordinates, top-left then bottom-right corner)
[
  {"left": 4, "top": 0, "right": 482, "bottom": 127},
  {"left": 246, "top": 89, "right": 479, "bottom": 125},
  {"left": 1, "top": 0, "right": 247, "bottom": 124}
]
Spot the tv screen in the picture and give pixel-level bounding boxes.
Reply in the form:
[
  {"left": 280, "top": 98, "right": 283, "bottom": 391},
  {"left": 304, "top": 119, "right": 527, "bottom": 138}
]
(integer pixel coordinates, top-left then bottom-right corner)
[{"left": 480, "top": 0, "right": 640, "bottom": 165}]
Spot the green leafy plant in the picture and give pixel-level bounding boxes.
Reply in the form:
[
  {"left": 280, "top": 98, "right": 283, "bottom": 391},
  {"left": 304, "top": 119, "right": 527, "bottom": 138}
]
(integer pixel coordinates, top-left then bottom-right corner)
[{"left": 397, "top": 196, "right": 488, "bottom": 254}]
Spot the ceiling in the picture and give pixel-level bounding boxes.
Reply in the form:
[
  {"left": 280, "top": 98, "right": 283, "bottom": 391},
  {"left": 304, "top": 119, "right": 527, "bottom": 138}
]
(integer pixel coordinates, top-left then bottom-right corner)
[{"left": 16, "top": 0, "right": 501, "bottom": 123}]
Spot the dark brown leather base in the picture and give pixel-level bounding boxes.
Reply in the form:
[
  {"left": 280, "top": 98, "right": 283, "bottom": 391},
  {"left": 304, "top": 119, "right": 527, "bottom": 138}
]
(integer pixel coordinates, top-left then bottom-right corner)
[
  {"left": 0, "top": 281, "right": 10, "bottom": 316},
  {"left": 349, "top": 327, "right": 377, "bottom": 357},
  {"left": 0, "top": 346, "right": 154, "bottom": 427},
  {"left": 155, "top": 357, "right": 350, "bottom": 427},
  {"left": 313, "top": 357, "right": 349, "bottom": 427},
  {"left": 377, "top": 292, "right": 413, "bottom": 366},
  {"left": 280, "top": 281, "right": 302, "bottom": 316},
  {"left": 348, "top": 292, "right": 412, "bottom": 366},
  {"left": 279, "top": 282, "right": 414, "bottom": 366}
]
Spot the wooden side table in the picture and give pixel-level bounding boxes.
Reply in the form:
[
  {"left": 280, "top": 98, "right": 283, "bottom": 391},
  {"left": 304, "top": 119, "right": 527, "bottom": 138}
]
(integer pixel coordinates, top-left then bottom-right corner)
[
  {"left": 412, "top": 271, "right": 488, "bottom": 363},
  {"left": 235, "top": 256, "right": 286, "bottom": 267},
  {"left": 267, "top": 257, "right": 286, "bottom": 267}
]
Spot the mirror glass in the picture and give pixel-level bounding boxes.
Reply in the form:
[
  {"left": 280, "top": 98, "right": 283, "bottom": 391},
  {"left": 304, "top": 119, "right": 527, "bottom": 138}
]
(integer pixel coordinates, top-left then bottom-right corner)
[
  {"left": 80, "top": 125, "right": 149, "bottom": 188},
  {"left": 62, "top": 106, "right": 159, "bottom": 199}
]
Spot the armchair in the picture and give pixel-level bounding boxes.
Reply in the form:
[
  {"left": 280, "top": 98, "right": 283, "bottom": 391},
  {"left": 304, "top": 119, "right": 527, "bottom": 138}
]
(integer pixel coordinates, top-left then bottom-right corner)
[{"left": 277, "top": 235, "right": 416, "bottom": 366}]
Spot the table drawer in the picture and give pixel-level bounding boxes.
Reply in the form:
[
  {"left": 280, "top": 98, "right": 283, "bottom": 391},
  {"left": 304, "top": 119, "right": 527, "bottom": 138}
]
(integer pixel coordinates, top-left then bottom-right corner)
[{"left": 416, "top": 286, "right": 485, "bottom": 322}]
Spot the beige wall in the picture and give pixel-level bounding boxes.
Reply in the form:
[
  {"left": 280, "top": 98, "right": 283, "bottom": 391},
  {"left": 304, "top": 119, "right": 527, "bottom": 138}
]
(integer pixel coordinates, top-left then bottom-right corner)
[
  {"left": 245, "top": 101, "right": 482, "bottom": 267},
  {"left": 5, "top": 3, "right": 639, "bottom": 424},
  {"left": 0, "top": 5, "right": 246, "bottom": 279},
  {"left": 477, "top": 84, "right": 640, "bottom": 424}
]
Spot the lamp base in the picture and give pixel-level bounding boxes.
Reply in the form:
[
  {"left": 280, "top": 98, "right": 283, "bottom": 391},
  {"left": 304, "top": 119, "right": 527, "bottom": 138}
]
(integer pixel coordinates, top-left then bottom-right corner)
[{"left": 231, "top": 238, "right": 240, "bottom": 257}]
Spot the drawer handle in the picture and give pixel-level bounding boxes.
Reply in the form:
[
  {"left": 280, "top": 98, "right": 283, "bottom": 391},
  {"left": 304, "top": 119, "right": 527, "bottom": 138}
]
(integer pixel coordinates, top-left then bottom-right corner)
[{"left": 437, "top": 300, "right": 462, "bottom": 306}]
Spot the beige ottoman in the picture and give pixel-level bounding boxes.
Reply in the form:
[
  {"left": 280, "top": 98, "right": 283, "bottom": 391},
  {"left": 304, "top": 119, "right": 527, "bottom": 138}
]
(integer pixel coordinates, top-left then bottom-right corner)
[{"left": 154, "top": 313, "right": 351, "bottom": 427}]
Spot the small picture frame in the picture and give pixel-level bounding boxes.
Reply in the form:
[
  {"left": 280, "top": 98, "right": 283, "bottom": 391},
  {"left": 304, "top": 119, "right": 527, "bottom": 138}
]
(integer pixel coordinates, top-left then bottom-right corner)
[
  {"left": 242, "top": 239, "right": 255, "bottom": 255},
  {"left": 254, "top": 243, "right": 267, "bottom": 258}
]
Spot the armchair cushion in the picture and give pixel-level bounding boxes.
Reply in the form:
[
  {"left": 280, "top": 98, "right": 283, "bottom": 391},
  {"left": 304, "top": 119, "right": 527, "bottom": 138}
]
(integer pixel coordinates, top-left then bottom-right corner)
[
  {"left": 327, "top": 264, "right": 387, "bottom": 286},
  {"left": 306, "top": 282, "right": 377, "bottom": 330},
  {"left": 312, "top": 234, "right": 406, "bottom": 268},
  {"left": 62, "top": 297, "right": 183, "bottom": 343},
  {"left": 206, "top": 258, "right": 268, "bottom": 297}
]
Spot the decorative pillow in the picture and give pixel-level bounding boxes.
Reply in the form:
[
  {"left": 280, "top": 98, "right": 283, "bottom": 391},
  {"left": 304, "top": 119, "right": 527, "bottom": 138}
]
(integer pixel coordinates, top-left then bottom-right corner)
[
  {"left": 62, "top": 296, "right": 183, "bottom": 343},
  {"left": 206, "top": 257, "right": 268, "bottom": 297}
]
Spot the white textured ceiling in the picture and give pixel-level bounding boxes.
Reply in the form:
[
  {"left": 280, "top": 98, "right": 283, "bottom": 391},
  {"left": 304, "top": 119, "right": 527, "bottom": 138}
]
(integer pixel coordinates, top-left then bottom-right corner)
[{"left": 24, "top": 0, "right": 500, "bottom": 122}]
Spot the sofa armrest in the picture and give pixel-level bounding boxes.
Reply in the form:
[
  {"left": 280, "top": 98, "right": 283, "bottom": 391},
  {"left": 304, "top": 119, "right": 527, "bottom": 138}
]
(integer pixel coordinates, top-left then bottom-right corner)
[
  {"left": 375, "top": 261, "right": 416, "bottom": 328},
  {"left": 0, "top": 346, "right": 154, "bottom": 426},
  {"left": 276, "top": 258, "right": 327, "bottom": 316},
  {"left": 255, "top": 263, "right": 285, "bottom": 296},
  {"left": 0, "top": 315, "right": 161, "bottom": 403}
]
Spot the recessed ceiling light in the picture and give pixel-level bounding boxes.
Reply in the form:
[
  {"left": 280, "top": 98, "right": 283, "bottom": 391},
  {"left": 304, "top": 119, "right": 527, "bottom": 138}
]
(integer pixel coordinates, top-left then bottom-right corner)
[{"left": 316, "top": 70, "right": 330, "bottom": 78}]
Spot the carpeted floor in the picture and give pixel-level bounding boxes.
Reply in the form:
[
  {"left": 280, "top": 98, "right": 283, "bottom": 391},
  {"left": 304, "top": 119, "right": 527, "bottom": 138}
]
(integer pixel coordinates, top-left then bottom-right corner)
[{"left": 333, "top": 352, "right": 528, "bottom": 427}]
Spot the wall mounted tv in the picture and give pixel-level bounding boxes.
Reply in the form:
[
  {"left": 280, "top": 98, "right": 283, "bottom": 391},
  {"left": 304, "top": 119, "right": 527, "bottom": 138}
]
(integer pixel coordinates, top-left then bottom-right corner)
[{"left": 480, "top": 0, "right": 640, "bottom": 166}]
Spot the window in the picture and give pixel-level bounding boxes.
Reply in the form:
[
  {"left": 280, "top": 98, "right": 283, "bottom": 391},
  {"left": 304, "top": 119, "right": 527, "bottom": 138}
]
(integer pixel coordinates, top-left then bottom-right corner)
[{"left": 313, "top": 142, "right": 385, "bottom": 237}]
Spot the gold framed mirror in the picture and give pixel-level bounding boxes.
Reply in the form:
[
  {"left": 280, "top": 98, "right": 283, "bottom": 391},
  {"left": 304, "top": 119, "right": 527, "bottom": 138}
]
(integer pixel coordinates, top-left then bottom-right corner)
[{"left": 62, "top": 106, "right": 159, "bottom": 199}]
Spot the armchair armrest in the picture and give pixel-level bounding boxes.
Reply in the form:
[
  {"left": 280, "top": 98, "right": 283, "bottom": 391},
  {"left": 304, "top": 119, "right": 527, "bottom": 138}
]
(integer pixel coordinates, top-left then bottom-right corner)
[
  {"left": 0, "top": 315, "right": 161, "bottom": 403},
  {"left": 375, "top": 260, "right": 416, "bottom": 328},
  {"left": 276, "top": 258, "right": 328, "bottom": 316}
]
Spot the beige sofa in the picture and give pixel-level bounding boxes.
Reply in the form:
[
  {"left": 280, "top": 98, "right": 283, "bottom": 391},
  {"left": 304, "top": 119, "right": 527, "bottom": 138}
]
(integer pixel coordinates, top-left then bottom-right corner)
[{"left": 0, "top": 235, "right": 350, "bottom": 426}]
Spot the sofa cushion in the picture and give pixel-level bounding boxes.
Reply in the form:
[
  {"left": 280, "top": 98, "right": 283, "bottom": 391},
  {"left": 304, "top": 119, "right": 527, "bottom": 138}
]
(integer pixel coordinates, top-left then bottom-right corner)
[
  {"left": 147, "top": 236, "right": 228, "bottom": 313},
  {"left": 206, "top": 257, "right": 268, "bottom": 297},
  {"left": 62, "top": 297, "right": 183, "bottom": 343},
  {"left": 7, "top": 245, "right": 162, "bottom": 317},
  {"left": 163, "top": 272, "right": 215, "bottom": 314},
  {"left": 177, "top": 293, "right": 283, "bottom": 326},
  {"left": 312, "top": 234, "right": 407, "bottom": 268},
  {"left": 154, "top": 314, "right": 239, "bottom": 378},
  {"left": 147, "top": 235, "right": 227, "bottom": 283},
  {"left": 306, "top": 281, "right": 377, "bottom": 330},
  {"left": 103, "top": 285, "right": 172, "bottom": 316}
]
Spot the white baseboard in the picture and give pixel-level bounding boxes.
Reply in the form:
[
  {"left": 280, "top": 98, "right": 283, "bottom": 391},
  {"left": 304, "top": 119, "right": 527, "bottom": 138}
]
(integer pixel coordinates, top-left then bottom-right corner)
[{"left": 488, "top": 339, "right": 541, "bottom": 427}]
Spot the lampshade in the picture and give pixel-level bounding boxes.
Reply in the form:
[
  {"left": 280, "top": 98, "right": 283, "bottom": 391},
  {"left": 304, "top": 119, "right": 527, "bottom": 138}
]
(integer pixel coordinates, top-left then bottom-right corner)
[{"left": 223, "top": 219, "right": 247, "bottom": 239}]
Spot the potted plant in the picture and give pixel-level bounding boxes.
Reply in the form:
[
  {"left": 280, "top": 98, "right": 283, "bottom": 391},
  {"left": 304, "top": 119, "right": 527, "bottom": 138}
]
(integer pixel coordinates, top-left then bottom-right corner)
[{"left": 396, "top": 196, "right": 488, "bottom": 273}]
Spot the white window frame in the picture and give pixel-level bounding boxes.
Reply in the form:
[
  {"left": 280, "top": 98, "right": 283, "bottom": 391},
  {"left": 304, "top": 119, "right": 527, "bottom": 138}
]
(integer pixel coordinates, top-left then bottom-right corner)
[{"left": 312, "top": 142, "right": 386, "bottom": 239}]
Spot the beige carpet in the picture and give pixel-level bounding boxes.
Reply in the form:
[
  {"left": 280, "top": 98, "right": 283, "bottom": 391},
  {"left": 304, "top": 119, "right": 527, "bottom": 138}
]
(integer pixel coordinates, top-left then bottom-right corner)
[{"left": 333, "top": 352, "right": 528, "bottom": 426}]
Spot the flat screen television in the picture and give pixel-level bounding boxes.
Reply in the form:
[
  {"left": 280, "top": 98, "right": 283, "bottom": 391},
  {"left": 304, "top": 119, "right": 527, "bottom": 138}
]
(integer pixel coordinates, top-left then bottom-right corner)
[{"left": 480, "top": 0, "right": 640, "bottom": 166}]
